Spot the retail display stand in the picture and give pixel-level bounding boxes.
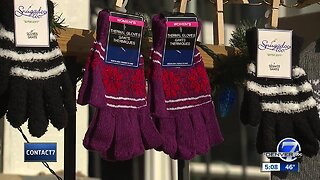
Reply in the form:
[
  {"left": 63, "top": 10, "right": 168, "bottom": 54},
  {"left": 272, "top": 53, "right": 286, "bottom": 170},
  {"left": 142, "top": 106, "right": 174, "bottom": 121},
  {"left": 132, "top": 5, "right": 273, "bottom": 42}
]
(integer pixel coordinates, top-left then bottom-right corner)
[{"left": 55, "top": 0, "right": 320, "bottom": 179}]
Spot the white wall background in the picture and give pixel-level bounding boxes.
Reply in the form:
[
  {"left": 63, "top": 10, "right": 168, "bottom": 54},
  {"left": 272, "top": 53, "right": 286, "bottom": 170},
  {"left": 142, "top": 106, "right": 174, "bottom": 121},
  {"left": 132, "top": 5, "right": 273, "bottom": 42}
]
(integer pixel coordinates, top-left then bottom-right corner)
[{"left": 53, "top": 0, "right": 90, "bottom": 30}]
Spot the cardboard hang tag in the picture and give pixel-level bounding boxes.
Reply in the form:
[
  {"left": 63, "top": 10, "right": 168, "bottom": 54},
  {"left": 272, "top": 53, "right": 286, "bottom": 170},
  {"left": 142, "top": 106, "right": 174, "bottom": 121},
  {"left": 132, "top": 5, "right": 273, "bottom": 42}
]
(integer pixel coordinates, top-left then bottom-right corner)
[
  {"left": 257, "top": 29, "right": 292, "bottom": 79},
  {"left": 14, "top": 0, "right": 50, "bottom": 47},
  {"left": 162, "top": 16, "right": 198, "bottom": 67},
  {"left": 105, "top": 12, "right": 144, "bottom": 68}
]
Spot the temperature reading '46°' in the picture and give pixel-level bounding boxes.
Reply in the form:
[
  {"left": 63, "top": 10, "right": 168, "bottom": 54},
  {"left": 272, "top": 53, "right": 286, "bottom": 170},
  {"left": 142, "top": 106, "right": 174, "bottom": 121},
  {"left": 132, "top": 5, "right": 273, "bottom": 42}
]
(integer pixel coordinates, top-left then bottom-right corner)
[
  {"left": 279, "top": 162, "right": 299, "bottom": 172},
  {"left": 285, "top": 164, "right": 295, "bottom": 170}
]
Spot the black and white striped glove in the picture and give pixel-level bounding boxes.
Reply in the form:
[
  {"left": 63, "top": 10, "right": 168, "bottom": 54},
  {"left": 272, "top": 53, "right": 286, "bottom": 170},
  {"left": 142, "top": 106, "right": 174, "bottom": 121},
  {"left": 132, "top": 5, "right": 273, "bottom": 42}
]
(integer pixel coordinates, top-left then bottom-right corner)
[
  {"left": 0, "top": 0, "right": 75, "bottom": 137},
  {"left": 241, "top": 62, "right": 320, "bottom": 157},
  {"left": 241, "top": 29, "right": 320, "bottom": 157}
]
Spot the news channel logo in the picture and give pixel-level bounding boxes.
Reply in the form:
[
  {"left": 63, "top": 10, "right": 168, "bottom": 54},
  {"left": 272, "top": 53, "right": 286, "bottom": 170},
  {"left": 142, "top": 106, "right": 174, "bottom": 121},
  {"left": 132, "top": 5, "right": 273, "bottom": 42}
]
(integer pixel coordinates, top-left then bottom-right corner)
[
  {"left": 263, "top": 138, "right": 302, "bottom": 162},
  {"left": 261, "top": 138, "right": 301, "bottom": 172},
  {"left": 24, "top": 143, "right": 57, "bottom": 162}
]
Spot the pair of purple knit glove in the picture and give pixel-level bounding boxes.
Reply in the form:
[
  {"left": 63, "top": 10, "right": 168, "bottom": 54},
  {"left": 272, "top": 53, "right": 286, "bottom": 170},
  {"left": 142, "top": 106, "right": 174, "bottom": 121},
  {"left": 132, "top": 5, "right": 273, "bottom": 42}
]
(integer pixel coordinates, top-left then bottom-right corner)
[
  {"left": 77, "top": 10, "right": 162, "bottom": 161},
  {"left": 148, "top": 14, "right": 224, "bottom": 160},
  {"left": 78, "top": 10, "right": 224, "bottom": 161}
]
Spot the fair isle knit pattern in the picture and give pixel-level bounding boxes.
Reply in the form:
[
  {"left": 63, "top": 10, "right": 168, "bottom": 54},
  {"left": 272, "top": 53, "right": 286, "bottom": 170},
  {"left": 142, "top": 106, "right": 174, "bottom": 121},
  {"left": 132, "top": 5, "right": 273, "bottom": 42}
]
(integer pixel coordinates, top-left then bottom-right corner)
[
  {"left": 151, "top": 50, "right": 212, "bottom": 111},
  {"left": 85, "top": 41, "right": 147, "bottom": 109}
]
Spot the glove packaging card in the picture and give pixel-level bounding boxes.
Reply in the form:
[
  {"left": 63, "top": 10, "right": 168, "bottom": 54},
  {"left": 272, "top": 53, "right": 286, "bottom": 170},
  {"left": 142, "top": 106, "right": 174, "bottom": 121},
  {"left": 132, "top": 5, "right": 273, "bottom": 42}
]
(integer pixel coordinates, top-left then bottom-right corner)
[
  {"left": 162, "top": 17, "right": 198, "bottom": 67},
  {"left": 257, "top": 29, "right": 292, "bottom": 79},
  {"left": 14, "top": 0, "right": 49, "bottom": 47},
  {"left": 105, "top": 12, "right": 144, "bottom": 68}
]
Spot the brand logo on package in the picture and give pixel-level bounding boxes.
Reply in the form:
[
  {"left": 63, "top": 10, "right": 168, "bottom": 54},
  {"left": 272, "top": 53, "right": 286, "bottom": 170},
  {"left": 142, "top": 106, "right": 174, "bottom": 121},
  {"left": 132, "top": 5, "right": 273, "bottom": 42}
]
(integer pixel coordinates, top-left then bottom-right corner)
[
  {"left": 162, "top": 16, "right": 198, "bottom": 67},
  {"left": 105, "top": 12, "right": 144, "bottom": 68},
  {"left": 258, "top": 39, "right": 291, "bottom": 53},
  {"left": 256, "top": 29, "right": 292, "bottom": 79},
  {"left": 14, "top": 0, "right": 49, "bottom": 47},
  {"left": 15, "top": 4, "right": 48, "bottom": 18},
  {"left": 24, "top": 143, "right": 57, "bottom": 162}
]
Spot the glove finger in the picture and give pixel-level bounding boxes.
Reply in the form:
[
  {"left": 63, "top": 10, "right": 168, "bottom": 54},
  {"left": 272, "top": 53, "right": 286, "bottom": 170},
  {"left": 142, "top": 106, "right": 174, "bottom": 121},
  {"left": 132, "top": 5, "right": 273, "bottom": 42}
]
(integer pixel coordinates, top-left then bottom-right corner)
[
  {"left": 155, "top": 116, "right": 177, "bottom": 156},
  {"left": 83, "top": 107, "right": 115, "bottom": 152},
  {"left": 190, "top": 109, "right": 210, "bottom": 154},
  {"left": 148, "top": 60, "right": 169, "bottom": 118},
  {"left": 44, "top": 77, "right": 68, "bottom": 130},
  {"left": 128, "top": 109, "right": 145, "bottom": 158},
  {"left": 113, "top": 111, "right": 134, "bottom": 161},
  {"left": 173, "top": 111, "right": 196, "bottom": 160},
  {"left": 293, "top": 114, "right": 319, "bottom": 157},
  {"left": 7, "top": 77, "right": 28, "bottom": 128},
  {"left": 201, "top": 102, "right": 224, "bottom": 146},
  {"left": 138, "top": 108, "right": 162, "bottom": 150},
  {"left": 275, "top": 114, "right": 295, "bottom": 141},
  {"left": 27, "top": 81, "right": 48, "bottom": 137},
  {"left": 256, "top": 114, "right": 277, "bottom": 154}
]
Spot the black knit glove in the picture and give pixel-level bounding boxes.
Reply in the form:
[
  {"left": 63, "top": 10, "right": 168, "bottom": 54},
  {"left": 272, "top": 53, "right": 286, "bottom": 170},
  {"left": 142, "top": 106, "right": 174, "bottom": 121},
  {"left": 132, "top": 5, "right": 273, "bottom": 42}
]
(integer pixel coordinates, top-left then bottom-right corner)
[
  {"left": 240, "top": 28, "right": 320, "bottom": 157},
  {"left": 0, "top": 0, "right": 75, "bottom": 137},
  {"left": 242, "top": 62, "right": 320, "bottom": 156}
]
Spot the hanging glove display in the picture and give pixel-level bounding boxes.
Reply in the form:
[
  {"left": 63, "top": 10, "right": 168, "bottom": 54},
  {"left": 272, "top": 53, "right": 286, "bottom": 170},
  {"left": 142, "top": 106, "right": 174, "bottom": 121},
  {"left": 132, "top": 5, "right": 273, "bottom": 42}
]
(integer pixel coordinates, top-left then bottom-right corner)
[
  {"left": 240, "top": 28, "right": 320, "bottom": 157},
  {"left": 77, "top": 9, "right": 162, "bottom": 161},
  {"left": 149, "top": 13, "right": 223, "bottom": 160},
  {"left": 0, "top": 0, "right": 75, "bottom": 137}
]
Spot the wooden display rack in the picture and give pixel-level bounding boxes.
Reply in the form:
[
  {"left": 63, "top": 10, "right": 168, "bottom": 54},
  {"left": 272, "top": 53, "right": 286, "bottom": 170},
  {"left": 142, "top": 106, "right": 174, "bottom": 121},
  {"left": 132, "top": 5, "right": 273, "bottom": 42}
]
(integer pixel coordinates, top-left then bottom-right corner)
[{"left": 56, "top": 28, "right": 240, "bottom": 69}]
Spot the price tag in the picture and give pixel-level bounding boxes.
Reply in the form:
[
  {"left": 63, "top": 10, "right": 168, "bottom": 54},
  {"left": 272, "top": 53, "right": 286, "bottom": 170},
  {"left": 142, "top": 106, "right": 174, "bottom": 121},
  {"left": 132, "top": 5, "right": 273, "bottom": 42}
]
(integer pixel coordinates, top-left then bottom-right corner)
[
  {"left": 257, "top": 29, "right": 292, "bottom": 79},
  {"left": 105, "top": 12, "right": 144, "bottom": 68},
  {"left": 14, "top": 0, "right": 49, "bottom": 47},
  {"left": 162, "top": 16, "right": 198, "bottom": 67}
]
